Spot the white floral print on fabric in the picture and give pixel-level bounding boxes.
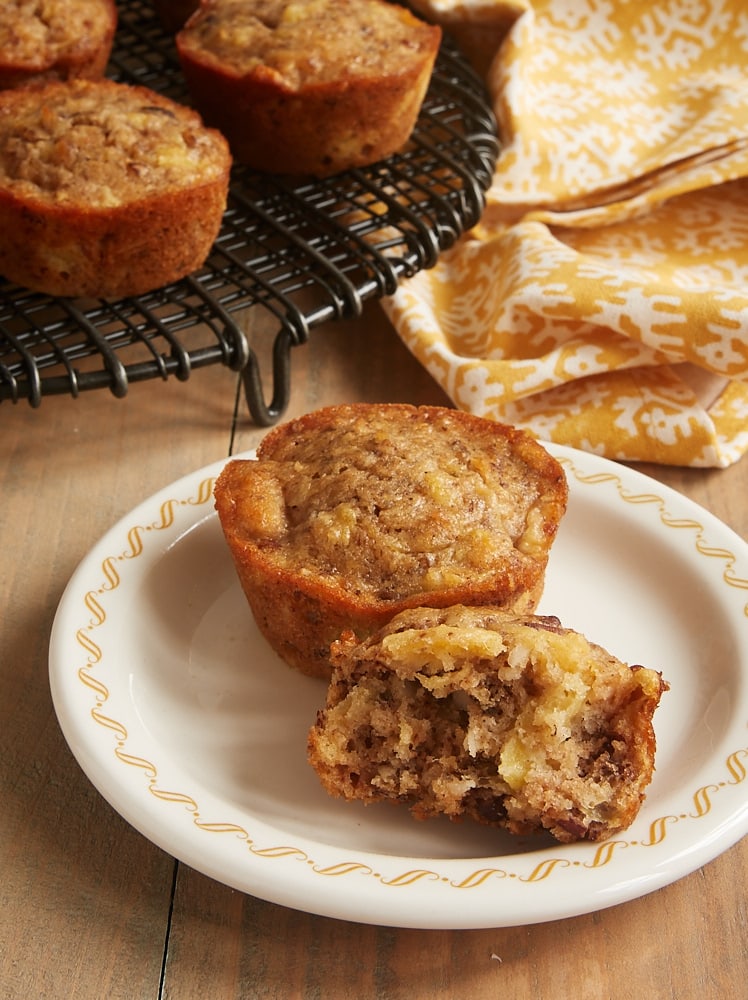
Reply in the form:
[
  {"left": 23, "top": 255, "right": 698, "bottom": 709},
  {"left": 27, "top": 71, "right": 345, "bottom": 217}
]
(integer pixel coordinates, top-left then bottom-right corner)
[{"left": 387, "top": 0, "right": 748, "bottom": 466}]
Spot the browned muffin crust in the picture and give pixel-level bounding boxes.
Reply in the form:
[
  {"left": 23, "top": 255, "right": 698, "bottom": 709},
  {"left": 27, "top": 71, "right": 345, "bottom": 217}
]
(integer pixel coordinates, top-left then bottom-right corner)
[
  {"left": 0, "top": 0, "right": 117, "bottom": 91},
  {"left": 176, "top": 0, "right": 442, "bottom": 176},
  {"left": 308, "top": 605, "right": 668, "bottom": 843},
  {"left": 0, "top": 79, "right": 231, "bottom": 298},
  {"left": 214, "top": 403, "right": 568, "bottom": 678}
]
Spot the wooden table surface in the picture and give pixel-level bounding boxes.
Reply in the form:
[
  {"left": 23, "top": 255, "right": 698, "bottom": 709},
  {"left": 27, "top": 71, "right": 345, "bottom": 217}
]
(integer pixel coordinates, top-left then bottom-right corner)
[{"left": 1, "top": 303, "right": 746, "bottom": 999}]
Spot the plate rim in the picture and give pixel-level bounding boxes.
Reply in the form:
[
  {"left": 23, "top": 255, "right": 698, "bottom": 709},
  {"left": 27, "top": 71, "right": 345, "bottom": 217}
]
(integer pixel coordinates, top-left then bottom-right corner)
[{"left": 48, "top": 443, "right": 748, "bottom": 928}]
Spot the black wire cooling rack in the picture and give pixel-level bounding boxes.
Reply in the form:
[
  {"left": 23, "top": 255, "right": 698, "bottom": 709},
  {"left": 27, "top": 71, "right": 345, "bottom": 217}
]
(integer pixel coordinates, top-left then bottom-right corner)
[{"left": 0, "top": 0, "right": 499, "bottom": 425}]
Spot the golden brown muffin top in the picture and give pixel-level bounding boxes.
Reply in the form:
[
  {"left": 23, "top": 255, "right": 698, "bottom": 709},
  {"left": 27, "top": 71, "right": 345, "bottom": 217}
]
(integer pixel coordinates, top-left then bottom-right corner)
[
  {"left": 0, "top": 0, "right": 115, "bottom": 67},
  {"left": 0, "top": 80, "right": 231, "bottom": 208},
  {"left": 178, "top": 0, "right": 441, "bottom": 90},
  {"left": 216, "top": 404, "right": 568, "bottom": 602}
]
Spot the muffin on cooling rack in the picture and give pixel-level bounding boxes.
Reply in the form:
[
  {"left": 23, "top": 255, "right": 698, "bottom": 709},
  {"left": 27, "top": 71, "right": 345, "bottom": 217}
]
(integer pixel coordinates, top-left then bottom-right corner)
[
  {"left": 0, "top": 79, "right": 231, "bottom": 299},
  {"left": 0, "top": 0, "right": 117, "bottom": 91},
  {"left": 176, "top": 0, "right": 442, "bottom": 176},
  {"left": 213, "top": 403, "right": 568, "bottom": 678},
  {"left": 308, "top": 605, "right": 668, "bottom": 843}
]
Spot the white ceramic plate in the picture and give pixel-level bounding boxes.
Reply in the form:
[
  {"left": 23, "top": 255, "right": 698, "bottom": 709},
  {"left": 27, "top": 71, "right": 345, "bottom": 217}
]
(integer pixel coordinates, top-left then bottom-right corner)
[{"left": 49, "top": 444, "right": 748, "bottom": 929}]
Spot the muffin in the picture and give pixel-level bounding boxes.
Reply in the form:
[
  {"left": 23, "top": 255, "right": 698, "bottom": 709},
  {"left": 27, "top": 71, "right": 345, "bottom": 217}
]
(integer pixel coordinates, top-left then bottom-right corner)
[
  {"left": 308, "top": 606, "right": 668, "bottom": 843},
  {"left": 176, "top": 0, "right": 442, "bottom": 176},
  {"left": 0, "top": 79, "right": 231, "bottom": 298},
  {"left": 213, "top": 403, "right": 568, "bottom": 678},
  {"left": 0, "top": 0, "right": 117, "bottom": 91}
]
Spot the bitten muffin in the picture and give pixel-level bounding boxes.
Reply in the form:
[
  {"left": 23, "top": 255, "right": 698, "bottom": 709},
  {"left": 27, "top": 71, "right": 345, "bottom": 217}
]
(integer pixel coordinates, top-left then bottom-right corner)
[
  {"left": 176, "top": 0, "right": 442, "bottom": 176},
  {"left": 308, "top": 606, "right": 668, "bottom": 843},
  {"left": 213, "top": 403, "right": 568, "bottom": 678},
  {"left": 0, "top": 79, "right": 231, "bottom": 298},
  {"left": 0, "top": 0, "right": 117, "bottom": 91}
]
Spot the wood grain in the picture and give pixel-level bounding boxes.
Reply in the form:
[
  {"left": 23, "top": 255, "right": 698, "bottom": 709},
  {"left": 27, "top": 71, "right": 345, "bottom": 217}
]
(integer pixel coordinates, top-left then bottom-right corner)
[
  {"left": 1, "top": 304, "right": 746, "bottom": 999},
  {"left": 1, "top": 366, "right": 235, "bottom": 999}
]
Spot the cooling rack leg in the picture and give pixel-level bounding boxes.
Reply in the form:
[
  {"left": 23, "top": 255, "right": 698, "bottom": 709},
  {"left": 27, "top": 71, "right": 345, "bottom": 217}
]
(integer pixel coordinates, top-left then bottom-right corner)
[{"left": 239, "top": 326, "right": 293, "bottom": 427}]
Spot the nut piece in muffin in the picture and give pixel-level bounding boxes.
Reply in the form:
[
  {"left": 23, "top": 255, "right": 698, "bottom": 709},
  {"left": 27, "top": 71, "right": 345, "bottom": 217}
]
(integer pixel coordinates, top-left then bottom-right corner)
[
  {"left": 176, "top": 0, "right": 442, "bottom": 176},
  {"left": 0, "top": 0, "right": 117, "bottom": 91},
  {"left": 213, "top": 403, "right": 568, "bottom": 678},
  {"left": 0, "top": 79, "right": 231, "bottom": 298},
  {"left": 308, "top": 605, "right": 668, "bottom": 843}
]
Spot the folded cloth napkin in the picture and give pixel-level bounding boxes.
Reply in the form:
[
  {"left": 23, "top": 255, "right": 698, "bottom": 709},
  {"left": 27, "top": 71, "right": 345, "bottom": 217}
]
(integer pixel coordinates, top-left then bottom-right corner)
[{"left": 383, "top": 0, "right": 748, "bottom": 466}]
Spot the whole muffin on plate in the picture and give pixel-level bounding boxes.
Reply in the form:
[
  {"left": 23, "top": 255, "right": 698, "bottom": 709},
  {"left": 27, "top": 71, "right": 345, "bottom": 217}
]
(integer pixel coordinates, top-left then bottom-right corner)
[
  {"left": 176, "top": 0, "right": 442, "bottom": 176},
  {"left": 213, "top": 403, "right": 568, "bottom": 678},
  {"left": 0, "top": 78, "right": 231, "bottom": 298},
  {"left": 0, "top": 0, "right": 117, "bottom": 91},
  {"left": 308, "top": 605, "right": 668, "bottom": 843}
]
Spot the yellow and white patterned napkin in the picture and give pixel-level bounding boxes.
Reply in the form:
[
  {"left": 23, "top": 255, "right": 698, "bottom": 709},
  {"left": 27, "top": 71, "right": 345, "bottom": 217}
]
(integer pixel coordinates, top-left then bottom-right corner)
[{"left": 384, "top": 0, "right": 748, "bottom": 466}]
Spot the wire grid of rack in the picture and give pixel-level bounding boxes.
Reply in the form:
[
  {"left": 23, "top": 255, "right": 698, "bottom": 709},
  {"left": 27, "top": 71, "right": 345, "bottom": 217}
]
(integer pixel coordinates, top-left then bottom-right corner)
[{"left": 0, "top": 0, "right": 499, "bottom": 425}]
